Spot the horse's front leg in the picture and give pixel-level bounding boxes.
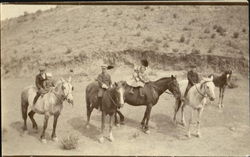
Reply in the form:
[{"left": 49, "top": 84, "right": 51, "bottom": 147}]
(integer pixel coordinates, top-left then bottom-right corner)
[
  {"left": 117, "top": 110, "right": 125, "bottom": 125},
  {"left": 144, "top": 104, "right": 152, "bottom": 134},
  {"left": 40, "top": 114, "right": 49, "bottom": 143},
  {"left": 28, "top": 110, "right": 38, "bottom": 130},
  {"left": 180, "top": 103, "right": 186, "bottom": 127},
  {"left": 86, "top": 104, "right": 94, "bottom": 129},
  {"left": 108, "top": 114, "right": 115, "bottom": 142},
  {"left": 51, "top": 112, "right": 60, "bottom": 142},
  {"left": 173, "top": 98, "right": 182, "bottom": 124},
  {"left": 218, "top": 87, "right": 222, "bottom": 108},
  {"left": 141, "top": 106, "right": 148, "bottom": 129},
  {"left": 221, "top": 87, "right": 226, "bottom": 108},
  {"left": 195, "top": 107, "right": 204, "bottom": 138},
  {"left": 99, "top": 111, "right": 105, "bottom": 143},
  {"left": 187, "top": 109, "right": 193, "bottom": 138}
]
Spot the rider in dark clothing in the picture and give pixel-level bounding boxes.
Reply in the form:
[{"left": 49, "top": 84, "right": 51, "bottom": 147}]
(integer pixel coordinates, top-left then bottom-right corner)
[
  {"left": 184, "top": 65, "right": 200, "bottom": 97},
  {"left": 96, "top": 64, "right": 112, "bottom": 111},
  {"left": 33, "top": 66, "right": 47, "bottom": 105}
]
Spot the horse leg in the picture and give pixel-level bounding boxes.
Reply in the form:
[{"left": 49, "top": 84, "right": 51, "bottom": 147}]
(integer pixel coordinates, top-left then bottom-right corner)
[
  {"left": 144, "top": 104, "right": 152, "bottom": 134},
  {"left": 28, "top": 110, "right": 38, "bottom": 130},
  {"left": 218, "top": 87, "right": 222, "bottom": 108},
  {"left": 187, "top": 109, "right": 193, "bottom": 138},
  {"left": 86, "top": 104, "right": 94, "bottom": 129},
  {"left": 173, "top": 98, "right": 182, "bottom": 124},
  {"left": 21, "top": 101, "right": 28, "bottom": 132},
  {"left": 40, "top": 115, "right": 49, "bottom": 143},
  {"left": 99, "top": 111, "right": 105, "bottom": 143},
  {"left": 141, "top": 107, "right": 148, "bottom": 129},
  {"left": 117, "top": 110, "right": 125, "bottom": 125},
  {"left": 221, "top": 87, "right": 226, "bottom": 108},
  {"left": 180, "top": 103, "right": 186, "bottom": 127},
  {"left": 51, "top": 112, "right": 60, "bottom": 142},
  {"left": 195, "top": 107, "right": 203, "bottom": 138},
  {"left": 108, "top": 114, "right": 115, "bottom": 142}
]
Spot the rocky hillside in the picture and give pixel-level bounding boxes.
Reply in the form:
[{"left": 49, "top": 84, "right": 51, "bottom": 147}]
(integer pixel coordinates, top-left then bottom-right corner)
[{"left": 1, "top": 5, "right": 249, "bottom": 78}]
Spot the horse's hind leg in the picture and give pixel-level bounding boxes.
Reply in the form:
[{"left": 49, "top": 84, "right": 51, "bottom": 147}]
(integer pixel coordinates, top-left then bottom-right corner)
[
  {"left": 173, "top": 98, "right": 182, "bottom": 124},
  {"left": 86, "top": 98, "right": 94, "bottom": 129},
  {"left": 108, "top": 114, "right": 115, "bottom": 142},
  {"left": 21, "top": 101, "right": 28, "bottom": 131},
  {"left": 99, "top": 111, "right": 106, "bottom": 143},
  {"left": 141, "top": 107, "right": 148, "bottom": 129},
  {"left": 221, "top": 87, "right": 226, "bottom": 108},
  {"left": 187, "top": 109, "right": 193, "bottom": 138},
  {"left": 218, "top": 88, "right": 222, "bottom": 108},
  {"left": 51, "top": 113, "right": 60, "bottom": 142},
  {"left": 180, "top": 103, "right": 186, "bottom": 127},
  {"left": 28, "top": 110, "right": 38, "bottom": 130},
  {"left": 144, "top": 105, "right": 152, "bottom": 134},
  {"left": 40, "top": 115, "right": 49, "bottom": 143}
]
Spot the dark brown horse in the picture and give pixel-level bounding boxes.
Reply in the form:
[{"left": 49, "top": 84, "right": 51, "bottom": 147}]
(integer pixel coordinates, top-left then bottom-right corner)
[
  {"left": 209, "top": 70, "right": 232, "bottom": 108},
  {"left": 85, "top": 81, "right": 125, "bottom": 143},
  {"left": 115, "top": 75, "right": 181, "bottom": 134}
]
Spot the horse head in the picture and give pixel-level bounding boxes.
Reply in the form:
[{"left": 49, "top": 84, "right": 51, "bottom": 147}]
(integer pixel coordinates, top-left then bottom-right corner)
[
  {"left": 112, "top": 81, "right": 126, "bottom": 108},
  {"left": 201, "top": 77, "right": 216, "bottom": 101},
  {"left": 59, "top": 76, "right": 74, "bottom": 106},
  {"left": 167, "top": 75, "right": 181, "bottom": 99},
  {"left": 224, "top": 70, "right": 232, "bottom": 85}
]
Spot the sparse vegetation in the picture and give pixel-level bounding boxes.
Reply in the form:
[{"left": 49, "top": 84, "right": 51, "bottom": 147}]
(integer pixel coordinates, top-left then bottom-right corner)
[
  {"left": 179, "top": 35, "right": 185, "bottom": 43},
  {"left": 215, "top": 25, "right": 227, "bottom": 36},
  {"left": 204, "top": 28, "right": 210, "bottom": 33},
  {"left": 211, "top": 33, "right": 216, "bottom": 39},
  {"left": 145, "top": 36, "right": 153, "bottom": 42},
  {"left": 61, "top": 134, "right": 79, "bottom": 150},
  {"left": 233, "top": 32, "right": 239, "bottom": 38}
]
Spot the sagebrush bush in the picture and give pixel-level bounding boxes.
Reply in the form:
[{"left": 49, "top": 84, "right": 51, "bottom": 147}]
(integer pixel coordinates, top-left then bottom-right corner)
[
  {"left": 233, "top": 32, "right": 239, "bottom": 38},
  {"left": 179, "top": 35, "right": 185, "bottom": 43},
  {"left": 61, "top": 134, "right": 79, "bottom": 150}
]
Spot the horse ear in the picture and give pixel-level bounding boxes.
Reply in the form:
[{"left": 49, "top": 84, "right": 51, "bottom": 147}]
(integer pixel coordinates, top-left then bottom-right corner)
[
  {"left": 114, "top": 82, "right": 117, "bottom": 86},
  {"left": 68, "top": 76, "right": 72, "bottom": 83},
  {"left": 171, "top": 75, "right": 174, "bottom": 79}
]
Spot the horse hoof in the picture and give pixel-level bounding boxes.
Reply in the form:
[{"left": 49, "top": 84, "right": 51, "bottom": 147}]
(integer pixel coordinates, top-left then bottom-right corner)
[
  {"left": 108, "top": 136, "right": 115, "bottom": 142},
  {"left": 180, "top": 122, "right": 186, "bottom": 127},
  {"left": 99, "top": 137, "right": 105, "bottom": 143},
  {"left": 41, "top": 138, "right": 47, "bottom": 144},
  {"left": 195, "top": 133, "right": 201, "bottom": 138},
  {"left": 86, "top": 125, "right": 90, "bottom": 129},
  {"left": 145, "top": 130, "right": 150, "bottom": 134},
  {"left": 115, "top": 123, "right": 120, "bottom": 127},
  {"left": 52, "top": 137, "right": 58, "bottom": 142},
  {"left": 186, "top": 133, "right": 191, "bottom": 138}
]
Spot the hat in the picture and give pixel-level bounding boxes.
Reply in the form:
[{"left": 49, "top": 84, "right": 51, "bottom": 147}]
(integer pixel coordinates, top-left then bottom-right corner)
[
  {"left": 39, "top": 66, "right": 46, "bottom": 71},
  {"left": 46, "top": 72, "right": 52, "bottom": 77},
  {"left": 101, "top": 64, "right": 108, "bottom": 68},
  {"left": 141, "top": 59, "right": 149, "bottom": 67}
]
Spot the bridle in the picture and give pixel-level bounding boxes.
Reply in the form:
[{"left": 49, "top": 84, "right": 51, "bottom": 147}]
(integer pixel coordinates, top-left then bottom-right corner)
[
  {"left": 150, "top": 79, "right": 176, "bottom": 95},
  {"left": 194, "top": 81, "right": 211, "bottom": 98},
  {"left": 52, "top": 82, "right": 71, "bottom": 102},
  {"left": 107, "top": 88, "right": 122, "bottom": 108}
]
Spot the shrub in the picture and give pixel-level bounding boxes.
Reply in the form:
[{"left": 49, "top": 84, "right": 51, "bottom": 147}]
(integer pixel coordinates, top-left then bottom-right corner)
[
  {"left": 191, "top": 48, "right": 200, "bottom": 54},
  {"left": 173, "top": 13, "right": 177, "bottom": 18},
  {"left": 65, "top": 48, "right": 72, "bottom": 54},
  {"left": 242, "top": 28, "right": 246, "bottom": 33},
  {"left": 101, "top": 8, "right": 107, "bottom": 12},
  {"left": 211, "top": 33, "right": 216, "bottom": 39},
  {"left": 233, "top": 32, "right": 239, "bottom": 38},
  {"left": 61, "top": 134, "right": 79, "bottom": 150},
  {"left": 216, "top": 26, "right": 226, "bottom": 36},
  {"left": 204, "top": 28, "right": 210, "bottom": 33},
  {"left": 172, "top": 48, "right": 179, "bottom": 52},
  {"left": 179, "top": 35, "right": 185, "bottom": 43},
  {"left": 163, "top": 43, "right": 169, "bottom": 48},
  {"left": 145, "top": 36, "right": 153, "bottom": 42},
  {"left": 155, "top": 39, "right": 162, "bottom": 43}
]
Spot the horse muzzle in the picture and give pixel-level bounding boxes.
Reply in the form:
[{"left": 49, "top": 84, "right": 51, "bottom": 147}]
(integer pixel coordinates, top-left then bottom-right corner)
[{"left": 67, "top": 99, "right": 74, "bottom": 106}]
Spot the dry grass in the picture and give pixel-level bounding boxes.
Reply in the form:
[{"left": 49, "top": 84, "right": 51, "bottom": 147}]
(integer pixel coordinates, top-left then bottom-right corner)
[{"left": 61, "top": 134, "right": 79, "bottom": 150}]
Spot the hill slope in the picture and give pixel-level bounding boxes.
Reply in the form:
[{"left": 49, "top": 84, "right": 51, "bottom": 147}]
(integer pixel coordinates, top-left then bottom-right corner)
[{"left": 1, "top": 5, "right": 249, "bottom": 77}]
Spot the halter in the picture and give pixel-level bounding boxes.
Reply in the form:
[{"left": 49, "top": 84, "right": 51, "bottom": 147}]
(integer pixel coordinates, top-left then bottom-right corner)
[
  {"left": 52, "top": 82, "right": 71, "bottom": 103},
  {"left": 150, "top": 79, "right": 175, "bottom": 95},
  {"left": 194, "top": 81, "right": 211, "bottom": 98}
]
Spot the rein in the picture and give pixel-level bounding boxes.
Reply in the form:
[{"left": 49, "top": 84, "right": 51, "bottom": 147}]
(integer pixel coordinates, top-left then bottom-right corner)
[
  {"left": 150, "top": 79, "right": 174, "bottom": 95},
  {"left": 107, "top": 89, "right": 120, "bottom": 108},
  {"left": 194, "top": 83, "right": 207, "bottom": 98}
]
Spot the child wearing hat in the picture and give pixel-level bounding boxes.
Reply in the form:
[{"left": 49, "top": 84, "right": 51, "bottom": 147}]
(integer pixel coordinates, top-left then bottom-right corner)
[
  {"left": 184, "top": 64, "right": 200, "bottom": 97},
  {"left": 33, "top": 66, "right": 47, "bottom": 105}
]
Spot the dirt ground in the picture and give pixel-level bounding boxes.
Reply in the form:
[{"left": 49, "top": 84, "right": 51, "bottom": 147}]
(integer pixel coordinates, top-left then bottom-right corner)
[{"left": 2, "top": 69, "right": 250, "bottom": 156}]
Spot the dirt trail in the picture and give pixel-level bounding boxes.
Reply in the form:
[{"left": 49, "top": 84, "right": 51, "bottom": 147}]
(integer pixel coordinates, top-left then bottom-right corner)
[{"left": 2, "top": 69, "right": 249, "bottom": 155}]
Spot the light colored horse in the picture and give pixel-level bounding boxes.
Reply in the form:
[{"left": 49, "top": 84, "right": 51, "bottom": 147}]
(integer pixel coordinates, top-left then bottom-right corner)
[
  {"left": 21, "top": 77, "right": 74, "bottom": 143},
  {"left": 174, "top": 76, "right": 215, "bottom": 138}
]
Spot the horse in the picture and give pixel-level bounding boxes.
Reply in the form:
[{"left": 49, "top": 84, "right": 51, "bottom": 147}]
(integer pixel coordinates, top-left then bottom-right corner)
[
  {"left": 21, "top": 77, "right": 74, "bottom": 143},
  {"left": 99, "top": 82, "right": 125, "bottom": 143},
  {"left": 209, "top": 70, "right": 232, "bottom": 108},
  {"left": 174, "top": 76, "right": 215, "bottom": 138},
  {"left": 115, "top": 75, "right": 182, "bottom": 134}
]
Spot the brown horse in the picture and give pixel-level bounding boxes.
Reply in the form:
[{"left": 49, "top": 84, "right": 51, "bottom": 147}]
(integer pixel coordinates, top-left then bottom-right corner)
[
  {"left": 209, "top": 70, "right": 232, "bottom": 108},
  {"left": 99, "top": 82, "right": 125, "bottom": 143},
  {"left": 21, "top": 77, "right": 74, "bottom": 143},
  {"left": 85, "top": 81, "right": 125, "bottom": 143},
  {"left": 116, "top": 75, "right": 181, "bottom": 134}
]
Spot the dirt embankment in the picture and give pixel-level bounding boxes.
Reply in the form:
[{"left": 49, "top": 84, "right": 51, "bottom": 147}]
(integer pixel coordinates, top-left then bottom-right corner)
[{"left": 1, "top": 5, "right": 248, "bottom": 78}]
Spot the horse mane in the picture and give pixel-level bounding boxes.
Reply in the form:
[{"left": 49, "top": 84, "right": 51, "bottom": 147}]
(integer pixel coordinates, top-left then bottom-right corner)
[{"left": 154, "top": 77, "right": 172, "bottom": 83}]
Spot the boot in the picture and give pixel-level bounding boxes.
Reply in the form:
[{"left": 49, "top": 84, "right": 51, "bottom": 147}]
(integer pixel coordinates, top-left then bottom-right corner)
[
  {"left": 139, "top": 88, "right": 144, "bottom": 97},
  {"left": 33, "top": 93, "right": 40, "bottom": 105},
  {"left": 98, "top": 97, "right": 102, "bottom": 111},
  {"left": 129, "top": 88, "right": 134, "bottom": 94}
]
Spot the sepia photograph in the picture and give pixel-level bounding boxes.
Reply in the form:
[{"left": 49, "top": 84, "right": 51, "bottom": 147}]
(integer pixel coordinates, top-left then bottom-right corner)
[{"left": 1, "top": 2, "right": 249, "bottom": 156}]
